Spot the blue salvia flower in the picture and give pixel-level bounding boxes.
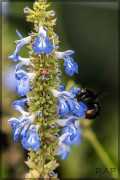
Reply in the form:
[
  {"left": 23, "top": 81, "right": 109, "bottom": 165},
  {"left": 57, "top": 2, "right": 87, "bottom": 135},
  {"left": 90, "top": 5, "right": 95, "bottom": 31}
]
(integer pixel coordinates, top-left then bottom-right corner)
[
  {"left": 62, "top": 121, "right": 82, "bottom": 146},
  {"left": 12, "top": 97, "right": 28, "bottom": 108},
  {"left": 52, "top": 89, "right": 71, "bottom": 116},
  {"left": 14, "top": 57, "right": 31, "bottom": 72},
  {"left": 55, "top": 50, "right": 78, "bottom": 76},
  {"left": 57, "top": 116, "right": 79, "bottom": 141},
  {"left": 58, "top": 97, "right": 71, "bottom": 116},
  {"left": 12, "top": 97, "right": 29, "bottom": 116},
  {"left": 57, "top": 119, "right": 82, "bottom": 160},
  {"left": 57, "top": 132, "right": 71, "bottom": 160},
  {"left": 21, "top": 124, "right": 41, "bottom": 151},
  {"left": 52, "top": 88, "right": 87, "bottom": 117},
  {"left": 8, "top": 114, "right": 35, "bottom": 141},
  {"left": 68, "top": 86, "right": 80, "bottom": 98},
  {"left": 57, "top": 116, "right": 78, "bottom": 127},
  {"left": 9, "top": 30, "right": 31, "bottom": 62},
  {"left": 15, "top": 70, "right": 35, "bottom": 96},
  {"left": 63, "top": 56, "right": 78, "bottom": 76},
  {"left": 32, "top": 26, "right": 54, "bottom": 54}
]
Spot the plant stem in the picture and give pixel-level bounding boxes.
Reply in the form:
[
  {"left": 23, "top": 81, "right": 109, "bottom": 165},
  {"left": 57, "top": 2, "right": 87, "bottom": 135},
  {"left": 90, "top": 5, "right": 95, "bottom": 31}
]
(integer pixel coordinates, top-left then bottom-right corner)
[{"left": 82, "top": 125, "right": 118, "bottom": 178}]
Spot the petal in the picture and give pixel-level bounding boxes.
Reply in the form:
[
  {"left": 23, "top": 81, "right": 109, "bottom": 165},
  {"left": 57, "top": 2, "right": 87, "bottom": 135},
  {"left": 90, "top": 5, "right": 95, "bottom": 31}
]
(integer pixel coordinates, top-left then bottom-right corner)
[
  {"left": 31, "top": 141, "right": 41, "bottom": 151},
  {"left": 61, "top": 151, "right": 69, "bottom": 160},
  {"left": 63, "top": 50, "right": 75, "bottom": 57},
  {"left": 16, "top": 29, "right": 22, "bottom": 39},
  {"left": 8, "top": 118, "right": 19, "bottom": 123},
  {"left": 12, "top": 98, "right": 27, "bottom": 109},
  {"left": 16, "top": 76, "right": 30, "bottom": 96},
  {"left": 21, "top": 138, "right": 30, "bottom": 150},
  {"left": 14, "top": 62, "right": 23, "bottom": 76}
]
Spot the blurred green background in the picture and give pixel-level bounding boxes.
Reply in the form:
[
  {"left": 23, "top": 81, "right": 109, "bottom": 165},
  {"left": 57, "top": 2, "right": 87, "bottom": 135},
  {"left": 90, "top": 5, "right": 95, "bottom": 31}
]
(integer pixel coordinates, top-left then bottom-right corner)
[{"left": 2, "top": 1, "right": 118, "bottom": 179}]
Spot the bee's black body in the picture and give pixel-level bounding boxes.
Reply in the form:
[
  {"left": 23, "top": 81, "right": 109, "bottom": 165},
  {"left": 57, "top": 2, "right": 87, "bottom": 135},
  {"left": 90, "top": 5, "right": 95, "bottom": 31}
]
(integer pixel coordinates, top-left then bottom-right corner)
[{"left": 76, "top": 89, "right": 102, "bottom": 120}]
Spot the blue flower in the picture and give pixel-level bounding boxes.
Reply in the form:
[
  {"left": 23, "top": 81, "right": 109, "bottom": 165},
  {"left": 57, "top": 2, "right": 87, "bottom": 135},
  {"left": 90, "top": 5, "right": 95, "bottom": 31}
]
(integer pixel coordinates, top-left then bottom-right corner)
[
  {"left": 8, "top": 114, "right": 35, "bottom": 141},
  {"left": 68, "top": 86, "right": 80, "bottom": 98},
  {"left": 57, "top": 145, "right": 70, "bottom": 160},
  {"left": 55, "top": 50, "right": 75, "bottom": 59},
  {"left": 58, "top": 97, "right": 71, "bottom": 116},
  {"left": 9, "top": 30, "right": 31, "bottom": 62},
  {"left": 16, "top": 76, "right": 30, "bottom": 97},
  {"left": 12, "top": 97, "right": 28, "bottom": 111},
  {"left": 57, "top": 116, "right": 79, "bottom": 141},
  {"left": 32, "top": 26, "right": 54, "bottom": 54},
  {"left": 72, "top": 100, "right": 88, "bottom": 117},
  {"left": 52, "top": 88, "right": 87, "bottom": 117},
  {"left": 15, "top": 70, "right": 35, "bottom": 96},
  {"left": 55, "top": 50, "right": 78, "bottom": 76},
  {"left": 14, "top": 57, "right": 31, "bottom": 73},
  {"left": 57, "top": 132, "right": 71, "bottom": 160},
  {"left": 21, "top": 125, "right": 41, "bottom": 151},
  {"left": 63, "top": 56, "right": 78, "bottom": 76},
  {"left": 57, "top": 116, "right": 78, "bottom": 127},
  {"left": 62, "top": 122, "right": 82, "bottom": 146}
]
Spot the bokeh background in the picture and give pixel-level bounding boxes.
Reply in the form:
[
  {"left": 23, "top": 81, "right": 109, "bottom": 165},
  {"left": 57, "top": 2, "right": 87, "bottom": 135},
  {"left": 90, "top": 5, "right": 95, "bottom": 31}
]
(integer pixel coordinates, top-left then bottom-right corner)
[{"left": 2, "top": 1, "right": 118, "bottom": 179}]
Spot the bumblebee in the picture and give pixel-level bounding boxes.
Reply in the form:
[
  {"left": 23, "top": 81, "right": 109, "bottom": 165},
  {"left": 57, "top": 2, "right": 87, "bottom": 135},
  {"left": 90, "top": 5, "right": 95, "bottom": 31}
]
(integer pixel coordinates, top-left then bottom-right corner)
[{"left": 76, "top": 88, "right": 103, "bottom": 119}]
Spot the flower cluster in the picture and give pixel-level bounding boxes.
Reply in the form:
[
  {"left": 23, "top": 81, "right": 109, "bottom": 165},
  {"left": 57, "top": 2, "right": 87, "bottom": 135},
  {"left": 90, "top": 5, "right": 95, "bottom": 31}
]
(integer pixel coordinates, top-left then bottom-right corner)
[
  {"left": 52, "top": 86, "right": 88, "bottom": 160},
  {"left": 8, "top": 30, "right": 41, "bottom": 150}
]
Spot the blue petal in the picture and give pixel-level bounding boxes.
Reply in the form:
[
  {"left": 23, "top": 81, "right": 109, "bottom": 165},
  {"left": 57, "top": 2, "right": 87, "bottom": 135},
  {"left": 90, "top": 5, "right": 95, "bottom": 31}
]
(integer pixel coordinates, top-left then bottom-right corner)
[
  {"left": 32, "top": 35, "right": 54, "bottom": 54},
  {"left": 16, "top": 29, "right": 22, "bottom": 39},
  {"left": 15, "top": 70, "right": 27, "bottom": 80},
  {"left": 61, "top": 151, "right": 69, "bottom": 160},
  {"left": 16, "top": 76, "right": 30, "bottom": 96},
  {"left": 16, "top": 40, "right": 24, "bottom": 52},
  {"left": 69, "top": 86, "right": 80, "bottom": 98},
  {"left": 58, "top": 97, "right": 71, "bottom": 116},
  {"left": 12, "top": 98, "right": 27, "bottom": 110},
  {"left": 21, "top": 138, "right": 30, "bottom": 150},
  {"left": 14, "top": 62, "right": 23, "bottom": 75},
  {"left": 21, "top": 122, "right": 30, "bottom": 138},
  {"left": 59, "top": 83, "right": 65, "bottom": 91},
  {"left": 63, "top": 50, "right": 75, "bottom": 57},
  {"left": 31, "top": 141, "right": 41, "bottom": 151},
  {"left": 79, "top": 102, "right": 88, "bottom": 111},
  {"left": 14, "top": 125, "right": 22, "bottom": 141},
  {"left": 62, "top": 126, "right": 82, "bottom": 146},
  {"left": 11, "top": 51, "right": 19, "bottom": 62}
]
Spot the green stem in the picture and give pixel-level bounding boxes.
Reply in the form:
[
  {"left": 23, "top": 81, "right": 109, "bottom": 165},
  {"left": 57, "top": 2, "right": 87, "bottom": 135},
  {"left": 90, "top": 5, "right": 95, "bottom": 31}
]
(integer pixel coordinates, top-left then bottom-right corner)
[{"left": 82, "top": 126, "right": 118, "bottom": 178}]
